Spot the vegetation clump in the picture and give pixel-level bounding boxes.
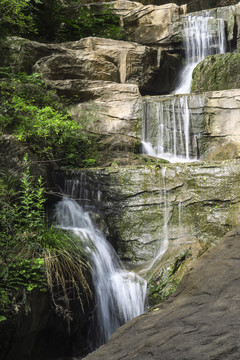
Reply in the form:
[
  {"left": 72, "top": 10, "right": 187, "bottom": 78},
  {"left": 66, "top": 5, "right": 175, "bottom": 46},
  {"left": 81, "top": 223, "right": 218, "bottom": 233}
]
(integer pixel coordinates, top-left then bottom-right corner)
[
  {"left": 0, "top": 69, "right": 98, "bottom": 168},
  {"left": 0, "top": 0, "right": 125, "bottom": 42},
  {"left": 148, "top": 248, "right": 192, "bottom": 306},
  {"left": 0, "top": 155, "right": 91, "bottom": 323}
]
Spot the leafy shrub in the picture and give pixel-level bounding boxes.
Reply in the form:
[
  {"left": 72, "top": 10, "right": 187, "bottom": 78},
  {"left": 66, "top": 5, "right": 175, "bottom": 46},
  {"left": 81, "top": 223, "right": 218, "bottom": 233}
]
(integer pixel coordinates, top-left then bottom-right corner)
[
  {"left": 0, "top": 0, "right": 125, "bottom": 42},
  {"left": 0, "top": 70, "right": 98, "bottom": 167},
  {"left": 0, "top": 0, "right": 40, "bottom": 38},
  {"left": 0, "top": 156, "right": 91, "bottom": 322},
  {"left": 57, "top": 4, "right": 126, "bottom": 42}
]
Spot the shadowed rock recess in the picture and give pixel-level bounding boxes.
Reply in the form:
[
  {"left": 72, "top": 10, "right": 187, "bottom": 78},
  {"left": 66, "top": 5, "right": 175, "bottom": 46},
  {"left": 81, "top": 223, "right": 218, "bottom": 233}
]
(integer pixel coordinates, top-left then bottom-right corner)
[{"left": 83, "top": 227, "right": 240, "bottom": 360}]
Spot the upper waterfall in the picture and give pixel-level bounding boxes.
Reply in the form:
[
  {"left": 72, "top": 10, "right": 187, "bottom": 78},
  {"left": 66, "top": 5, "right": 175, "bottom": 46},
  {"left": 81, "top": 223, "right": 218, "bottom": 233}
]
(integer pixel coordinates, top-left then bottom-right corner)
[
  {"left": 175, "top": 12, "right": 226, "bottom": 94},
  {"left": 142, "top": 11, "right": 227, "bottom": 162}
]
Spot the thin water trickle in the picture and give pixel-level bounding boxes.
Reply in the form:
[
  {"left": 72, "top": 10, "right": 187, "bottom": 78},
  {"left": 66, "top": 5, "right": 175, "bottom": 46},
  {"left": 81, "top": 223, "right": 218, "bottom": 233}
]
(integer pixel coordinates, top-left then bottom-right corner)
[
  {"left": 55, "top": 195, "right": 147, "bottom": 348},
  {"left": 139, "top": 167, "right": 170, "bottom": 274},
  {"left": 178, "top": 202, "right": 182, "bottom": 227}
]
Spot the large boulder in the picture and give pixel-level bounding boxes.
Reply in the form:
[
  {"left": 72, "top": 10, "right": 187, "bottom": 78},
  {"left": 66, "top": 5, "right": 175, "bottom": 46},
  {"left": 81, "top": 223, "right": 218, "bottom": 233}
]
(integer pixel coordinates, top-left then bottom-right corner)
[
  {"left": 119, "top": 1, "right": 183, "bottom": 46},
  {"left": 82, "top": 227, "right": 240, "bottom": 360},
  {"left": 111, "top": 0, "right": 236, "bottom": 48},
  {"left": 68, "top": 82, "right": 142, "bottom": 135},
  {"left": 33, "top": 51, "right": 120, "bottom": 82},
  {"left": 35, "top": 37, "right": 181, "bottom": 94},
  {"left": 1, "top": 36, "right": 181, "bottom": 96},
  {"left": 203, "top": 89, "right": 240, "bottom": 159}
]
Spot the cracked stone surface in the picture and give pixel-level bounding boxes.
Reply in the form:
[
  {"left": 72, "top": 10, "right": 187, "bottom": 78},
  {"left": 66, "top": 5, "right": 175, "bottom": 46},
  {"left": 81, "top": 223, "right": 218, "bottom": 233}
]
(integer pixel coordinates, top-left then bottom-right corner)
[{"left": 83, "top": 227, "right": 240, "bottom": 360}]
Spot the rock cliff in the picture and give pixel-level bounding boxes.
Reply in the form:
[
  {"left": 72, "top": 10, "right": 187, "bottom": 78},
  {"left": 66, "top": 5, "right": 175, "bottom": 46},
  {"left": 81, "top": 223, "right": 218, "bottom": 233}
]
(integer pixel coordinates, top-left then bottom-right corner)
[{"left": 61, "top": 158, "right": 240, "bottom": 302}]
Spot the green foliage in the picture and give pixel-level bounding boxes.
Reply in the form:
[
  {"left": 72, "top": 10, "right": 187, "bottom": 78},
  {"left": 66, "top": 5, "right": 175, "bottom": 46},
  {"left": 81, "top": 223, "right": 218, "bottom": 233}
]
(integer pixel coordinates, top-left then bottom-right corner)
[
  {"left": 57, "top": 4, "right": 126, "bottom": 42},
  {"left": 0, "top": 315, "right": 7, "bottom": 322},
  {"left": 0, "top": 70, "right": 98, "bottom": 167},
  {"left": 0, "top": 0, "right": 125, "bottom": 42},
  {"left": 0, "top": 158, "right": 91, "bottom": 321},
  {"left": 0, "top": 0, "right": 42, "bottom": 38},
  {"left": 1, "top": 258, "right": 46, "bottom": 292},
  {"left": 0, "top": 161, "right": 47, "bottom": 314}
]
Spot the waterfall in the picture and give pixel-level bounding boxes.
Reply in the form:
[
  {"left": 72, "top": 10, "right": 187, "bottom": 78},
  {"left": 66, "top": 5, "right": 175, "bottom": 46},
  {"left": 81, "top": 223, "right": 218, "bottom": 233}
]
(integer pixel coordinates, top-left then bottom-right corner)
[
  {"left": 175, "top": 12, "right": 226, "bottom": 94},
  {"left": 55, "top": 179, "right": 147, "bottom": 348},
  {"left": 142, "top": 95, "right": 194, "bottom": 162},
  {"left": 142, "top": 11, "right": 226, "bottom": 161}
]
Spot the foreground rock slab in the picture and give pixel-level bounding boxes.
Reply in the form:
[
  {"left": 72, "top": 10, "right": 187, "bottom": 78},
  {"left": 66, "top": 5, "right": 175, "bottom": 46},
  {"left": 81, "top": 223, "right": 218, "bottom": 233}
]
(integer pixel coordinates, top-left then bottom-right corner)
[{"left": 83, "top": 227, "right": 240, "bottom": 360}]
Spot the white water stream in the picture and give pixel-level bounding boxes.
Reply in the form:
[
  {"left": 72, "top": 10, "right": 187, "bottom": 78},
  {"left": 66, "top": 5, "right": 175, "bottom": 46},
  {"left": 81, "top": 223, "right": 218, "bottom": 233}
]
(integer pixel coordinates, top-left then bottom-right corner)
[
  {"left": 52, "top": 12, "right": 227, "bottom": 351},
  {"left": 139, "top": 167, "right": 170, "bottom": 274},
  {"left": 142, "top": 12, "right": 227, "bottom": 162},
  {"left": 142, "top": 96, "right": 192, "bottom": 162},
  {"left": 175, "top": 13, "right": 226, "bottom": 94},
  {"left": 55, "top": 196, "right": 147, "bottom": 348}
]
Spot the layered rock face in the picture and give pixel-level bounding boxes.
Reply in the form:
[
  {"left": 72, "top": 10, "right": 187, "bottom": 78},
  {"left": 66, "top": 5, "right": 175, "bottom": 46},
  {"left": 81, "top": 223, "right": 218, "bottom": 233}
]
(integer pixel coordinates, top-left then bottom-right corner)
[
  {"left": 119, "top": 2, "right": 183, "bottom": 46},
  {"left": 1, "top": 1, "right": 239, "bottom": 146},
  {"left": 2, "top": 0, "right": 240, "bottom": 152},
  {"left": 2, "top": 0, "right": 240, "bottom": 295},
  {"left": 142, "top": 90, "right": 240, "bottom": 161},
  {"left": 0, "top": 36, "right": 181, "bottom": 142},
  {"left": 61, "top": 159, "right": 240, "bottom": 300}
]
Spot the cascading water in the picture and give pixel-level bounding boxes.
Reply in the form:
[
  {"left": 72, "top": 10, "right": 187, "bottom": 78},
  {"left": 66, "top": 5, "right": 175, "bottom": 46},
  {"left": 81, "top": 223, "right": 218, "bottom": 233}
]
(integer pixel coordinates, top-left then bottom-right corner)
[
  {"left": 142, "top": 95, "right": 192, "bottom": 162},
  {"left": 142, "top": 11, "right": 227, "bottom": 161},
  {"left": 175, "top": 12, "right": 226, "bottom": 94},
  {"left": 55, "top": 178, "right": 147, "bottom": 349}
]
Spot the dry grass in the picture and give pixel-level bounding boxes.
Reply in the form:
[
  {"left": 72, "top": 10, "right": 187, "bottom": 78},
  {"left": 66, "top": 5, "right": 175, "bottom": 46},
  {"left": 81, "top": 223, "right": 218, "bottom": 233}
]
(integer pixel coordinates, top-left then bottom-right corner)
[{"left": 44, "top": 242, "right": 92, "bottom": 328}]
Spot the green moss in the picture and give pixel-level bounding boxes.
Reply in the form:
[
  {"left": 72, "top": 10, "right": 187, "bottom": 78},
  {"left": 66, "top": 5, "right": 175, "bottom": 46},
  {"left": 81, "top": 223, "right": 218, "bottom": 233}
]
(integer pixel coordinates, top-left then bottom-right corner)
[
  {"left": 191, "top": 52, "right": 240, "bottom": 92},
  {"left": 148, "top": 248, "right": 192, "bottom": 306}
]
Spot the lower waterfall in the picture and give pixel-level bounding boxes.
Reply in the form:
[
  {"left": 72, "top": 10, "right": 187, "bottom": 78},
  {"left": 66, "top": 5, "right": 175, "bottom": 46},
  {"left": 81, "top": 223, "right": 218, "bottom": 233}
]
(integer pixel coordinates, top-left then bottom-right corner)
[{"left": 55, "top": 196, "right": 147, "bottom": 349}]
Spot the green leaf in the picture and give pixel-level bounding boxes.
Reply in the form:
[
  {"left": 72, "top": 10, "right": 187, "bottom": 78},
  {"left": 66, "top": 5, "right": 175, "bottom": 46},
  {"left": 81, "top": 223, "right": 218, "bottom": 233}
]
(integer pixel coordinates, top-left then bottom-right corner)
[{"left": 0, "top": 316, "right": 7, "bottom": 322}]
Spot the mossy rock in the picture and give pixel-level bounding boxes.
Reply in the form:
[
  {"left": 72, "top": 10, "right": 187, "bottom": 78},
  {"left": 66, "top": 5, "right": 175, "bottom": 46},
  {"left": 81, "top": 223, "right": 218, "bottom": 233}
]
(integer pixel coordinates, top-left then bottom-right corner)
[{"left": 191, "top": 52, "right": 240, "bottom": 93}]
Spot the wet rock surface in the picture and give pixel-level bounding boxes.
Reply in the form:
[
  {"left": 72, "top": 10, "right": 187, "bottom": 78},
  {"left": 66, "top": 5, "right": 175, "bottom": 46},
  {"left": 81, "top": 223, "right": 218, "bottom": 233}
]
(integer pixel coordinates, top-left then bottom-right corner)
[
  {"left": 83, "top": 227, "right": 240, "bottom": 360},
  {"left": 142, "top": 90, "right": 240, "bottom": 161},
  {"left": 61, "top": 159, "right": 240, "bottom": 303}
]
